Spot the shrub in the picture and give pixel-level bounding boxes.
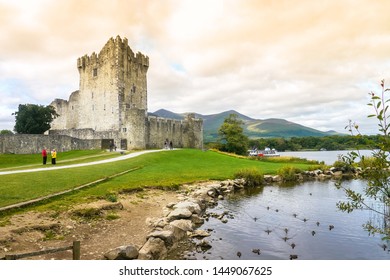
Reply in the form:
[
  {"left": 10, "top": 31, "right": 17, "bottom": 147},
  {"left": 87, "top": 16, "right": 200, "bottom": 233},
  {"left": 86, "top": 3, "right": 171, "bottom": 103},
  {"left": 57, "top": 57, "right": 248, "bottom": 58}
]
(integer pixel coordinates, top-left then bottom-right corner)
[
  {"left": 234, "top": 168, "right": 264, "bottom": 188},
  {"left": 277, "top": 166, "right": 302, "bottom": 182},
  {"left": 105, "top": 193, "right": 118, "bottom": 203}
]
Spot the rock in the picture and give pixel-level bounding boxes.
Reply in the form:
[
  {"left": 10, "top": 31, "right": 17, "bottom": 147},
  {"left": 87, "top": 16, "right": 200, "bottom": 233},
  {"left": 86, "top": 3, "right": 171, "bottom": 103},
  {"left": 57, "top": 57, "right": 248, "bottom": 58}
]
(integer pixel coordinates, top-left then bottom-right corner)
[
  {"left": 104, "top": 245, "right": 139, "bottom": 260},
  {"left": 166, "top": 202, "right": 176, "bottom": 209},
  {"left": 190, "top": 214, "right": 204, "bottom": 225},
  {"left": 138, "top": 237, "right": 168, "bottom": 260},
  {"left": 170, "top": 219, "right": 194, "bottom": 232},
  {"left": 333, "top": 171, "right": 343, "bottom": 177},
  {"left": 173, "top": 201, "right": 202, "bottom": 214},
  {"left": 147, "top": 230, "right": 175, "bottom": 247},
  {"left": 263, "top": 175, "right": 274, "bottom": 183},
  {"left": 190, "top": 229, "right": 210, "bottom": 238},
  {"left": 197, "top": 239, "right": 212, "bottom": 250},
  {"left": 272, "top": 175, "right": 282, "bottom": 182},
  {"left": 167, "top": 208, "right": 193, "bottom": 222}
]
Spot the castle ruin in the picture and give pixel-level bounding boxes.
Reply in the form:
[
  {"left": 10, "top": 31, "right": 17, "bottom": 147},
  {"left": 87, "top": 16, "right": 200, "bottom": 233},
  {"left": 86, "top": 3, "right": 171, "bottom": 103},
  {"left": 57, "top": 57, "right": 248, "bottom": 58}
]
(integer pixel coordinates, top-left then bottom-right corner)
[{"left": 49, "top": 36, "right": 203, "bottom": 150}]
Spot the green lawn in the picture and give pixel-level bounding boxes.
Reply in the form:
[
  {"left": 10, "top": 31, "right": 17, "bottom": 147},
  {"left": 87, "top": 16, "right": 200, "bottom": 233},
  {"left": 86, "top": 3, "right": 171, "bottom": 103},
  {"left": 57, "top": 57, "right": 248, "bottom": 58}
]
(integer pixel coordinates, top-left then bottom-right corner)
[
  {"left": 0, "top": 149, "right": 121, "bottom": 171},
  {"left": 0, "top": 149, "right": 317, "bottom": 212}
]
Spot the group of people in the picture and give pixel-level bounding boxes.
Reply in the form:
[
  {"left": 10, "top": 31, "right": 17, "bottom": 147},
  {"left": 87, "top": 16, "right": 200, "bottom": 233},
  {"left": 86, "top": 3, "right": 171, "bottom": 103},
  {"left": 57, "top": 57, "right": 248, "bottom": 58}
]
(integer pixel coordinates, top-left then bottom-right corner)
[
  {"left": 41, "top": 148, "right": 57, "bottom": 165},
  {"left": 164, "top": 139, "right": 173, "bottom": 150}
]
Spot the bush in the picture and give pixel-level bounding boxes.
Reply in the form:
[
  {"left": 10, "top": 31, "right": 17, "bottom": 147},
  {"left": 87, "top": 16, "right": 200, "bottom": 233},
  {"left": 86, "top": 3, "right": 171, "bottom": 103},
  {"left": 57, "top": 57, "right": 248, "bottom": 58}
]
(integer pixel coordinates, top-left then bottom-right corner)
[
  {"left": 277, "top": 166, "right": 302, "bottom": 182},
  {"left": 234, "top": 168, "right": 264, "bottom": 188},
  {"left": 332, "top": 160, "right": 355, "bottom": 173}
]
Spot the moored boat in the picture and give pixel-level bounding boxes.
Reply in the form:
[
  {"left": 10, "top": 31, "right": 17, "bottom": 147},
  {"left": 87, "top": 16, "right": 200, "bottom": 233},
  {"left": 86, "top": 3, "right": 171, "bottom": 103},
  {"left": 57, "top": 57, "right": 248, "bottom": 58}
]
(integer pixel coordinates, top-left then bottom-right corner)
[{"left": 248, "top": 147, "right": 280, "bottom": 157}]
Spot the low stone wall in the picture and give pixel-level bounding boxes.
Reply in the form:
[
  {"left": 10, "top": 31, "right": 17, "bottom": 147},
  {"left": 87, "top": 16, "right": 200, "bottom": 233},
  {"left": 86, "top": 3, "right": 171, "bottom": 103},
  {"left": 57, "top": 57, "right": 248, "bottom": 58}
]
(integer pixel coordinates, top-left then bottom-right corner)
[{"left": 0, "top": 134, "right": 101, "bottom": 154}]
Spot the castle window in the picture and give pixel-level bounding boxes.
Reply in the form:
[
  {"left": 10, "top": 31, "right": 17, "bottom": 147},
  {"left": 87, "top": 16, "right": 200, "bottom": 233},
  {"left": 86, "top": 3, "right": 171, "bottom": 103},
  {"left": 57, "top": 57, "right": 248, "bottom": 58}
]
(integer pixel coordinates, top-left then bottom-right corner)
[
  {"left": 92, "top": 92, "right": 94, "bottom": 99},
  {"left": 93, "top": 68, "right": 98, "bottom": 77},
  {"left": 122, "top": 128, "right": 127, "bottom": 132},
  {"left": 104, "top": 104, "right": 106, "bottom": 111}
]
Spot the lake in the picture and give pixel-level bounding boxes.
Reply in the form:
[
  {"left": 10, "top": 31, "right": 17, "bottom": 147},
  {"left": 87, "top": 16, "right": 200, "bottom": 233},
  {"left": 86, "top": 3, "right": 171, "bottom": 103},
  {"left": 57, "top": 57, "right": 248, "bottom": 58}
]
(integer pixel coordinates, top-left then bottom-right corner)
[
  {"left": 279, "top": 150, "right": 374, "bottom": 165},
  {"left": 184, "top": 151, "right": 390, "bottom": 260}
]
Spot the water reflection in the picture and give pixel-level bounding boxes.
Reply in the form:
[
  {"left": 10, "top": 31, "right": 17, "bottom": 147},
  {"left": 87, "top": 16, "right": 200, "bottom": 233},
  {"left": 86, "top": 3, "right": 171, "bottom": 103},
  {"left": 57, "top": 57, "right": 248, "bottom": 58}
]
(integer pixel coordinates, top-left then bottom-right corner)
[{"left": 189, "top": 179, "right": 390, "bottom": 260}]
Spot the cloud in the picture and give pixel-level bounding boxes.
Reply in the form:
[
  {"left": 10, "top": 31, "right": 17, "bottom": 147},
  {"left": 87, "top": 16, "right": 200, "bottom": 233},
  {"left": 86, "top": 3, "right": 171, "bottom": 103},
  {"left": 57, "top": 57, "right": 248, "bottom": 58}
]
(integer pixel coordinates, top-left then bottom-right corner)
[{"left": 0, "top": 0, "right": 389, "bottom": 135}]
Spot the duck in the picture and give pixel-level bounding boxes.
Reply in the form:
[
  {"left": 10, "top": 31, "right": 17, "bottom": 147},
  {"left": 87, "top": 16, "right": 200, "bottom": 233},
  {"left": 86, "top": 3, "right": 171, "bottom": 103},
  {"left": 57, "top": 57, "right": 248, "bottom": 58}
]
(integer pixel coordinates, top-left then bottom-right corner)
[
  {"left": 316, "top": 221, "right": 320, "bottom": 226},
  {"left": 264, "top": 229, "right": 272, "bottom": 235},
  {"left": 329, "top": 225, "right": 334, "bottom": 231},
  {"left": 291, "top": 243, "right": 296, "bottom": 249},
  {"left": 252, "top": 249, "right": 261, "bottom": 255},
  {"left": 289, "top": 254, "right": 298, "bottom": 260},
  {"left": 311, "top": 230, "right": 316, "bottom": 236},
  {"left": 284, "top": 228, "right": 289, "bottom": 234},
  {"left": 237, "top": 251, "right": 242, "bottom": 258},
  {"left": 293, "top": 213, "right": 298, "bottom": 218}
]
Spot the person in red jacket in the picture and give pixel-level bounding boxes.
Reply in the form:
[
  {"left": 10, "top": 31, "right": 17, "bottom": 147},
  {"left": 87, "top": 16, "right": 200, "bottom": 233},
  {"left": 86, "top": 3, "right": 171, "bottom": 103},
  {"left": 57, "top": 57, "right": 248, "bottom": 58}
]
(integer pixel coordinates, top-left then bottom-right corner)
[{"left": 42, "top": 148, "right": 47, "bottom": 165}]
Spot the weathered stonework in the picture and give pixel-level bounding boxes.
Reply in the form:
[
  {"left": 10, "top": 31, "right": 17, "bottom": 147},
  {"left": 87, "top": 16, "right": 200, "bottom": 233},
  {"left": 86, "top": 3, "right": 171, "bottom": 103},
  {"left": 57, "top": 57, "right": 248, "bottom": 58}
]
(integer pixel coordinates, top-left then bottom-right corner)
[
  {"left": 0, "top": 134, "right": 101, "bottom": 154},
  {"left": 50, "top": 36, "right": 203, "bottom": 150}
]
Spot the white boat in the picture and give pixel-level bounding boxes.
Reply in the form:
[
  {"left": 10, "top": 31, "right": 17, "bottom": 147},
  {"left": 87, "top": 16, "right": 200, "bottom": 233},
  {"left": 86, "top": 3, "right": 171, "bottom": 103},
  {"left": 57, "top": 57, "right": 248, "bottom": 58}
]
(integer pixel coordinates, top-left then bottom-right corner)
[{"left": 248, "top": 147, "right": 280, "bottom": 157}]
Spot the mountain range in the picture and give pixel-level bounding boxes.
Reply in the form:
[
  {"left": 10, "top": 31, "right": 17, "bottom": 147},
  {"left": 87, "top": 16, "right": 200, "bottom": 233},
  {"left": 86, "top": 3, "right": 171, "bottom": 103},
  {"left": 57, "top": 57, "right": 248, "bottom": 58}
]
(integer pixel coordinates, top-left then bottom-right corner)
[{"left": 150, "top": 109, "right": 340, "bottom": 142}]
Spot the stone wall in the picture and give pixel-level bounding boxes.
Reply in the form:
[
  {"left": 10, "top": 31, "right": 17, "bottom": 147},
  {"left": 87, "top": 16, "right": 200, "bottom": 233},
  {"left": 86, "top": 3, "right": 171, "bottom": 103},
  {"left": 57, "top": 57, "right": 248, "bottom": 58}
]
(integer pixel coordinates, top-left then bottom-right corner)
[
  {"left": 0, "top": 134, "right": 101, "bottom": 154},
  {"left": 146, "top": 115, "right": 203, "bottom": 149}
]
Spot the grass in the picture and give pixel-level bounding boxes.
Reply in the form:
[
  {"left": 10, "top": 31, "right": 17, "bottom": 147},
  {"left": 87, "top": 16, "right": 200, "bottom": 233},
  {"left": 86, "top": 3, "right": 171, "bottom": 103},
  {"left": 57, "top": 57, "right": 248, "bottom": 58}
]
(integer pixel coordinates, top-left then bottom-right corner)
[
  {"left": 0, "top": 149, "right": 122, "bottom": 171},
  {"left": 0, "top": 149, "right": 318, "bottom": 213}
]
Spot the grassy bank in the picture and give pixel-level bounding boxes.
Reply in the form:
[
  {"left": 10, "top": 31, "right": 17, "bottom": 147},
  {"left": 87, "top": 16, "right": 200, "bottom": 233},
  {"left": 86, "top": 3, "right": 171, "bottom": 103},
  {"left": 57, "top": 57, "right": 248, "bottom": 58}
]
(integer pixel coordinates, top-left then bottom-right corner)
[{"left": 0, "top": 149, "right": 318, "bottom": 212}]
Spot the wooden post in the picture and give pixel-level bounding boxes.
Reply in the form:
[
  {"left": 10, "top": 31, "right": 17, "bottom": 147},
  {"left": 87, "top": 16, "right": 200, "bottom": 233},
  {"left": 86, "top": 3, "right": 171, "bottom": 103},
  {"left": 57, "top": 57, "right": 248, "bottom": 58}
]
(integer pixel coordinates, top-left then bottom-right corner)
[{"left": 72, "top": 241, "right": 80, "bottom": 260}]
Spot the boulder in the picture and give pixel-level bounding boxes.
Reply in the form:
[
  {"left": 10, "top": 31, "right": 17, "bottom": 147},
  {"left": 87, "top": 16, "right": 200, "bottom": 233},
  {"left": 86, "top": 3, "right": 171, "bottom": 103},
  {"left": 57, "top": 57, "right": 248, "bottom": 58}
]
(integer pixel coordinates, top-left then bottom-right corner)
[
  {"left": 167, "top": 208, "right": 193, "bottom": 222},
  {"left": 138, "top": 237, "right": 167, "bottom": 260},
  {"left": 147, "top": 230, "right": 175, "bottom": 247},
  {"left": 272, "top": 175, "right": 282, "bottom": 182},
  {"left": 173, "top": 201, "right": 201, "bottom": 214},
  {"left": 104, "top": 245, "right": 139, "bottom": 260},
  {"left": 170, "top": 219, "right": 194, "bottom": 232},
  {"left": 190, "top": 229, "right": 210, "bottom": 238}
]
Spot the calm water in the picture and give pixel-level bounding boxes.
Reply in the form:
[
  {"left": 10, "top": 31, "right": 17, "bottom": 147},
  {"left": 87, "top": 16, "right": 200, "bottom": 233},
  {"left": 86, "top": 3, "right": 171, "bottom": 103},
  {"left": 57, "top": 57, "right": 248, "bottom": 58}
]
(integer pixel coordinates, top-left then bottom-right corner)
[
  {"left": 279, "top": 150, "right": 374, "bottom": 165},
  {"left": 188, "top": 151, "right": 390, "bottom": 260}
]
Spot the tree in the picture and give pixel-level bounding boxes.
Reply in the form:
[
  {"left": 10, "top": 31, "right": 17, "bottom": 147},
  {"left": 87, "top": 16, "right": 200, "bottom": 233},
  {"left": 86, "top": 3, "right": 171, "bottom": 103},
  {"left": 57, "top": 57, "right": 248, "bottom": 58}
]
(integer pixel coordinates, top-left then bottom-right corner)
[
  {"left": 0, "top": 130, "right": 13, "bottom": 135},
  {"left": 13, "top": 104, "right": 59, "bottom": 134},
  {"left": 336, "top": 80, "right": 390, "bottom": 239},
  {"left": 218, "top": 113, "right": 249, "bottom": 155}
]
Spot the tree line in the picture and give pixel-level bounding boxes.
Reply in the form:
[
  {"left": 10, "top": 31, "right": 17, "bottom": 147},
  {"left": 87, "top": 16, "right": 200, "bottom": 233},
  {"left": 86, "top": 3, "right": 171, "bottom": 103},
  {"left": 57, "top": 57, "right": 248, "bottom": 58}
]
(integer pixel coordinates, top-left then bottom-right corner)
[{"left": 248, "top": 134, "right": 381, "bottom": 152}]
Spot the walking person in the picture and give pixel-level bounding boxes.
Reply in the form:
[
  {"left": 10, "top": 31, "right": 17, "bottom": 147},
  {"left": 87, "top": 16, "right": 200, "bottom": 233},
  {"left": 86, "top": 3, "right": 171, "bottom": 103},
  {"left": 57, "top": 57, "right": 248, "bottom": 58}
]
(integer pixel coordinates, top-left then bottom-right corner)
[
  {"left": 51, "top": 149, "right": 57, "bottom": 165},
  {"left": 42, "top": 148, "right": 47, "bottom": 165}
]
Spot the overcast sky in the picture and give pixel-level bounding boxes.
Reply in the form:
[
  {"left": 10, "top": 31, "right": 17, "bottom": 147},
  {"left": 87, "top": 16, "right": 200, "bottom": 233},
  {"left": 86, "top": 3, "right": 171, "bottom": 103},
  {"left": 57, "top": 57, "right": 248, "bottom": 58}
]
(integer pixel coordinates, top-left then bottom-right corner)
[{"left": 1, "top": 0, "right": 390, "bottom": 134}]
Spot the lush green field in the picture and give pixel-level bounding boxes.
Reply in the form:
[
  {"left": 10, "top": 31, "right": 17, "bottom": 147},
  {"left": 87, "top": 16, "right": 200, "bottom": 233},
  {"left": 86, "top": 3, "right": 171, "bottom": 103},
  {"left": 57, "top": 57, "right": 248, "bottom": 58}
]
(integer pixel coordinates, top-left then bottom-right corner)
[{"left": 0, "top": 149, "right": 317, "bottom": 212}]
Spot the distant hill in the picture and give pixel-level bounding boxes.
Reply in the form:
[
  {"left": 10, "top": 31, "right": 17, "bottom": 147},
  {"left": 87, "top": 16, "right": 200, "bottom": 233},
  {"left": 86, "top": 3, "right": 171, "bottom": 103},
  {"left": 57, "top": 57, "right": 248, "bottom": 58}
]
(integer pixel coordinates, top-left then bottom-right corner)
[{"left": 151, "top": 109, "right": 341, "bottom": 142}]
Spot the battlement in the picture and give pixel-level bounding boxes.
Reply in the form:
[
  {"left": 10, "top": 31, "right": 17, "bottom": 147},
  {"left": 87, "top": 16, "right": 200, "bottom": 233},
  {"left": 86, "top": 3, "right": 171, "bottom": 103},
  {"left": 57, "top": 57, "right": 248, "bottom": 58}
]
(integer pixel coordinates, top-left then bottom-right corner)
[{"left": 77, "top": 35, "right": 149, "bottom": 70}]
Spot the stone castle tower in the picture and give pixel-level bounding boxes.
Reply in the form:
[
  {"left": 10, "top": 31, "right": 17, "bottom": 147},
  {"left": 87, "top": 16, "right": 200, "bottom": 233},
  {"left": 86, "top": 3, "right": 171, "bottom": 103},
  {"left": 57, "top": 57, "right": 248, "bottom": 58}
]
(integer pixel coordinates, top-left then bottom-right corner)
[{"left": 50, "top": 36, "right": 203, "bottom": 150}]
